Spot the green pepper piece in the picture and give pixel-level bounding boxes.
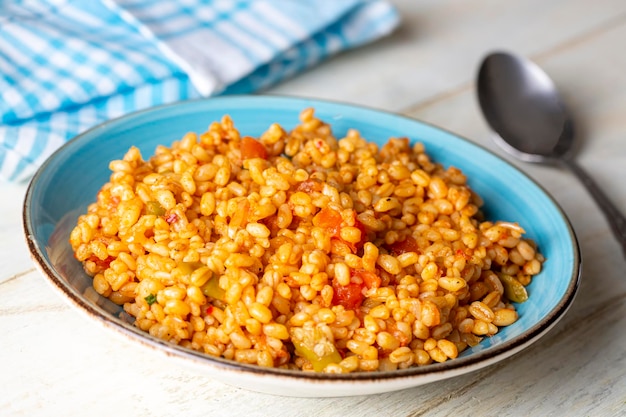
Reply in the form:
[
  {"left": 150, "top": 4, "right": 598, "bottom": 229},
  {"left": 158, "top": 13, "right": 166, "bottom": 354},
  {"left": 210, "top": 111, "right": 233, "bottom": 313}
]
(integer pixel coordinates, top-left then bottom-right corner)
[
  {"left": 146, "top": 201, "right": 166, "bottom": 216},
  {"left": 200, "top": 274, "right": 225, "bottom": 301},
  {"left": 292, "top": 338, "right": 342, "bottom": 372},
  {"left": 178, "top": 262, "right": 224, "bottom": 301},
  {"left": 497, "top": 272, "right": 529, "bottom": 303},
  {"left": 144, "top": 293, "right": 157, "bottom": 305}
]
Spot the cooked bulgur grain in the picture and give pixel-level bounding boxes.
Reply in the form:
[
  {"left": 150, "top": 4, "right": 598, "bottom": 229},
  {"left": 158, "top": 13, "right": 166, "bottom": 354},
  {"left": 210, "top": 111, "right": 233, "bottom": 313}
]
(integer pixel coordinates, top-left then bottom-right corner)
[{"left": 70, "top": 109, "right": 544, "bottom": 373}]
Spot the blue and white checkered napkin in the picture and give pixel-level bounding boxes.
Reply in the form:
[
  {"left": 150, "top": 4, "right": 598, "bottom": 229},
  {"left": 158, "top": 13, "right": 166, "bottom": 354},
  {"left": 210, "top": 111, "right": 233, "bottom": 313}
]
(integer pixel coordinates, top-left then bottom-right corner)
[{"left": 0, "top": 0, "right": 399, "bottom": 182}]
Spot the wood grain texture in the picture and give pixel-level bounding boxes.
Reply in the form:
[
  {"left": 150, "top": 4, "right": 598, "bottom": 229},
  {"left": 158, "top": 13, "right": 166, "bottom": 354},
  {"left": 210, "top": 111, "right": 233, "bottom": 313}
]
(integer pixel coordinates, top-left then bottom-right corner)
[
  {"left": 0, "top": 184, "right": 31, "bottom": 284},
  {"left": 3, "top": 1, "right": 626, "bottom": 416}
]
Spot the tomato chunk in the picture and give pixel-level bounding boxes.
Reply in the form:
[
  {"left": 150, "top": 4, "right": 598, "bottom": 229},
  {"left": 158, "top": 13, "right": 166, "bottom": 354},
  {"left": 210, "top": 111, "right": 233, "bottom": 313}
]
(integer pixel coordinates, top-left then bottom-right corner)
[
  {"left": 332, "top": 280, "right": 363, "bottom": 310},
  {"left": 87, "top": 255, "right": 115, "bottom": 271},
  {"left": 352, "top": 269, "right": 381, "bottom": 290},
  {"left": 388, "top": 236, "right": 419, "bottom": 255},
  {"left": 314, "top": 208, "right": 369, "bottom": 254},
  {"left": 240, "top": 136, "right": 267, "bottom": 160},
  {"left": 313, "top": 207, "right": 343, "bottom": 234}
]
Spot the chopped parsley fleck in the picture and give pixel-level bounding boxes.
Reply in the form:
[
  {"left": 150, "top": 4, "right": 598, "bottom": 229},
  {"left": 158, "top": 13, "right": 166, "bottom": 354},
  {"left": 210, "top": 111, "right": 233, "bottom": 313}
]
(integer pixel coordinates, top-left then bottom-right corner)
[{"left": 144, "top": 294, "right": 157, "bottom": 305}]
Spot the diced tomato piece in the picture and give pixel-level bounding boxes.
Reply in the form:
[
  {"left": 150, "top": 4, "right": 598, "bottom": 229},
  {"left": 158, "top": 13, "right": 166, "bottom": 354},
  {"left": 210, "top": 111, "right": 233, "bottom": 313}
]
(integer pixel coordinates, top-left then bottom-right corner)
[
  {"left": 388, "top": 236, "right": 419, "bottom": 255},
  {"left": 387, "top": 321, "right": 411, "bottom": 347},
  {"left": 352, "top": 269, "right": 381, "bottom": 290},
  {"left": 332, "top": 280, "right": 364, "bottom": 310},
  {"left": 240, "top": 136, "right": 267, "bottom": 160},
  {"left": 315, "top": 209, "right": 368, "bottom": 254},
  {"left": 87, "top": 255, "right": 115, "bottom": 271},
  {"left": 230, "top": 198, "right": 250, "bottom": 228},
  {"left": 313, "top": 207, "right": 343, "bottom": 235},
  {"left": 329, "top": 238, "right": 352, "bottom": 257},
  {"left": 260, "top": 215, "right": 280, "bottom": 234},
  {"left": 377, "top": 345, "right": 391, "bottom": 359}
]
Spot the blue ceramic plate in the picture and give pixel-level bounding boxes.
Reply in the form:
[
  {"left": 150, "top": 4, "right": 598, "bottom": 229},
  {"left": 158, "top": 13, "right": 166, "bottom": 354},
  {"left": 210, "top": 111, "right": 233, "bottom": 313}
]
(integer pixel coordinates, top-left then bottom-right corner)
[{"left": 23, "top": 96, "right": 580, "bottom": 397}]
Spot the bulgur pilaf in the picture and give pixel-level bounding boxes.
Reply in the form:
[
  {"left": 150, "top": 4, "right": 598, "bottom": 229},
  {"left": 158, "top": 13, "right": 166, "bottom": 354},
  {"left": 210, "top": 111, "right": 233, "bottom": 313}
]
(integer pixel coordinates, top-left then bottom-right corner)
[{"left": 70, "top": 109, "right": 543, "bottom": 373}]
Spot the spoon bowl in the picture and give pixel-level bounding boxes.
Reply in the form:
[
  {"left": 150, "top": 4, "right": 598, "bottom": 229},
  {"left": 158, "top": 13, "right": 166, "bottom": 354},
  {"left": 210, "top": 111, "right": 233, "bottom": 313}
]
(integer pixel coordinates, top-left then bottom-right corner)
[
  {"left": 477, "top": 52, "right": 575, "bottom": 162},
  {"left": 477, "top": 51, "right": 626, "bottom": 257}
]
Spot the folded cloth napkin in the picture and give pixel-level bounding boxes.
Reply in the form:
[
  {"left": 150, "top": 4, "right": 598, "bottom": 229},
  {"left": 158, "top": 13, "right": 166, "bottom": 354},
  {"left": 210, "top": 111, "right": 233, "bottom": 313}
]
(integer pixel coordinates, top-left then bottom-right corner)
[{"left": 0, "top": 0, "right": 399, "bottom": 182}]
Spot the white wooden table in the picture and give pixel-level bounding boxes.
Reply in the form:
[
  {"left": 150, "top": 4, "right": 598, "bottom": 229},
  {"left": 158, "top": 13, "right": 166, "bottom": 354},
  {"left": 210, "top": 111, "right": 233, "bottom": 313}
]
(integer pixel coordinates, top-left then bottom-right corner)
[{"left": 3, "top": 1, "right": 626, "bottom": 415}]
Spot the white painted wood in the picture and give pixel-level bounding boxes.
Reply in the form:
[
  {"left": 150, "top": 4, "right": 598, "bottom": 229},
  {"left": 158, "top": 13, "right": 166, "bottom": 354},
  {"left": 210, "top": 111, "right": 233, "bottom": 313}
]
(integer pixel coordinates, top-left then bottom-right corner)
[
  {"left": 271, "top": 0, "right": 626, "bottom": 112},
  {"left": 0, "top": 184, "right": 32, "bottom": 284},
  {"left": 3, "top": 0, "right": 626, "bottom": 415}
]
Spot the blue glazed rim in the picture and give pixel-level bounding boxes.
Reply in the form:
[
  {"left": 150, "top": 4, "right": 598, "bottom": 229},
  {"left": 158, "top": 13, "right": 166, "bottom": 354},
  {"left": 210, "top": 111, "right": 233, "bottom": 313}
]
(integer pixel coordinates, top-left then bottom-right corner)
[{"left": 23, "top": 95, "right": 581, "bottom": 383}]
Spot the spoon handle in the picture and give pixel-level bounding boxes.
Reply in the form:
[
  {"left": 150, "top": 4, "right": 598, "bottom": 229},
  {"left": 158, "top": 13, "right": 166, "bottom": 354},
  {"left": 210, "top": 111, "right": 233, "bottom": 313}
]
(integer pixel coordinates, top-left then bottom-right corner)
[{"left": 562, "top": 158, "right": 626, "bottom": 258}]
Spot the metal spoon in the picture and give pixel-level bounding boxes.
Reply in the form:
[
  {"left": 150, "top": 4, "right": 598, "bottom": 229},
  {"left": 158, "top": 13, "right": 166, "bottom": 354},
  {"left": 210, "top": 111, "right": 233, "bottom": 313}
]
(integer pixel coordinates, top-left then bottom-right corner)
[{"left": 477, "top": 51, "right": 626, "bottom": 257}]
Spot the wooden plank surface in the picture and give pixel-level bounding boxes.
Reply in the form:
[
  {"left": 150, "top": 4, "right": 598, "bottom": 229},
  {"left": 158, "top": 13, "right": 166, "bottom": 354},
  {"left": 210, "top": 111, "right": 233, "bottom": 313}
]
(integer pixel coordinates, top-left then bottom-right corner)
[{"left": 2, "top": 1, "right": 626, "bottom": 416}]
